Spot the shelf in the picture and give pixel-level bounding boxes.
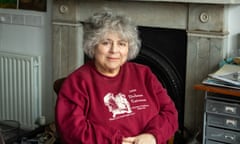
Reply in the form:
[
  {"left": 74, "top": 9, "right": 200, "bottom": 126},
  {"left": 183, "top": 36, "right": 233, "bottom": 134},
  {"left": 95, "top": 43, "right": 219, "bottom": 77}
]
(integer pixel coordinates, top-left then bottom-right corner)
[
  {"left": 194, "top": 84, "right": 240, "bottom": 97},
  {"left": 122, "top": 0, "right": 240, "bottom": 4}
]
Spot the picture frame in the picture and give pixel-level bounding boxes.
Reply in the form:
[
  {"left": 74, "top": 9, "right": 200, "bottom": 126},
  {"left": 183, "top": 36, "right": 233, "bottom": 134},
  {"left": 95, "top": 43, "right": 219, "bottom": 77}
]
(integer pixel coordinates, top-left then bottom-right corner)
[
  {"left": 19, "top": 0, "right": 46, "bottom": 12},
  {"left": 0, "top": 0, "right": 46, "bottom": 12}
]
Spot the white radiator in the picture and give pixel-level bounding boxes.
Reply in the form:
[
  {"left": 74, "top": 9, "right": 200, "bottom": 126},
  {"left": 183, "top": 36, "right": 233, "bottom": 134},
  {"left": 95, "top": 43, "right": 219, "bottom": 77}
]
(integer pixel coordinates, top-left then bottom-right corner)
[{"left": 0, "top": 52, "right": 42, "bottom": 129}]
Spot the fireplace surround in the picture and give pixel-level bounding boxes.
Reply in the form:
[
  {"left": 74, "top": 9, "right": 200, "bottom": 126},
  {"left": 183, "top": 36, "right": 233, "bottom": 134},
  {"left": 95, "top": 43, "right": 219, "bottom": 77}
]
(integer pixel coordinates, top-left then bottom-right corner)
[{"left": 52, "top": 0, "right": 240, "bottom": 136}]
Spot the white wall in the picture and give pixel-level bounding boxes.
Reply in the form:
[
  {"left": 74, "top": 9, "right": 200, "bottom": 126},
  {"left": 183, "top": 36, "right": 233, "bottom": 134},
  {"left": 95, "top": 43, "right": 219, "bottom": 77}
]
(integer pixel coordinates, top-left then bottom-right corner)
[
  {"left": 0, "top": 1, "right": 53, "bottom": 124},
  {"left": 228, "top": 5, "right": 240, "bottom": 57}
]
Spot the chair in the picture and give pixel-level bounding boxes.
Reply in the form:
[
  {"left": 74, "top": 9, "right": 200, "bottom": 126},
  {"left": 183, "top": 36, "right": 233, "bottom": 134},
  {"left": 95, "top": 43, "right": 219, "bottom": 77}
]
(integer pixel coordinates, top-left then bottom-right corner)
[
  {"left": 53, "top": 77, "right": 66, "bottom": 94},
  {"left": 53, "top": 77, "right": 66, "bottom": 144}
]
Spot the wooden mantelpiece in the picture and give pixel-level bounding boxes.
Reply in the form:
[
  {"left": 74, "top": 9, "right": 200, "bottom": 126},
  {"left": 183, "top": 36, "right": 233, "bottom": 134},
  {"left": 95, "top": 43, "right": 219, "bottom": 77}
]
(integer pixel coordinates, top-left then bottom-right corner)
[{"left": 194, "top": 84, "right": 240, "bottom": 97}]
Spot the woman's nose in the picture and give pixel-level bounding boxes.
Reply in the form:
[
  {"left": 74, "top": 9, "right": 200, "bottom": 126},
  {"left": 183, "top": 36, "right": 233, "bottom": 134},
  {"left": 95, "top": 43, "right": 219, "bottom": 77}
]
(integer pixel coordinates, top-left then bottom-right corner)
[{"left": 110, "top": 43, "right": 119, "bottom": 53}]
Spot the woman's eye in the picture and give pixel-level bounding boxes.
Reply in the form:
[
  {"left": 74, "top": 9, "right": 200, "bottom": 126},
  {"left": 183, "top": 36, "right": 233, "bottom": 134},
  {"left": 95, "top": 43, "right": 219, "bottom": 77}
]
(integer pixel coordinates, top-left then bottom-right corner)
[
  {"left": 101, "top": 41, "right": 110, "bottom": 45},
  {"left": 119, "top": 42, "right": 127, "bottom": 47}
]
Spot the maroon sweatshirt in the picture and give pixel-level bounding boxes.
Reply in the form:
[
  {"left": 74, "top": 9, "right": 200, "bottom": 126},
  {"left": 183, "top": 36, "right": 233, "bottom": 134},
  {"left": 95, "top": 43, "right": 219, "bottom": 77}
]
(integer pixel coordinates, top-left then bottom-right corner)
[{"left": 55, "top": 61, "right": 178, "bottom": 144}]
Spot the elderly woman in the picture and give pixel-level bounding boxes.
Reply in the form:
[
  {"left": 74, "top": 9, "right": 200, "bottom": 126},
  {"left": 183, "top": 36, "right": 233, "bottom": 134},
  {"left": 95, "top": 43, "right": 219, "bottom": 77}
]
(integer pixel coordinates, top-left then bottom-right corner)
[{"left": 55, "top": 9, "right": 178, "bottom": 144}]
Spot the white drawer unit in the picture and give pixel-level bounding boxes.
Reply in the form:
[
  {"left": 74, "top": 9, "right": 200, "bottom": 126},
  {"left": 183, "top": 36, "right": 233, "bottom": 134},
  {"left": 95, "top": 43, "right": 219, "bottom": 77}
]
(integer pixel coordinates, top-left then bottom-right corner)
[{"left": 203, "top": 93, "right": 240, "bottom": 144}]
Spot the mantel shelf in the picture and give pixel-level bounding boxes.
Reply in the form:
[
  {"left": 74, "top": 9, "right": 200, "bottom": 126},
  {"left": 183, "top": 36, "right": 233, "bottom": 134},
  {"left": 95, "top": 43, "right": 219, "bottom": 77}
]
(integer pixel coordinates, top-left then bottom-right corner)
[{"left": 122, "top": 0, "right": 240, "bottom": 4}]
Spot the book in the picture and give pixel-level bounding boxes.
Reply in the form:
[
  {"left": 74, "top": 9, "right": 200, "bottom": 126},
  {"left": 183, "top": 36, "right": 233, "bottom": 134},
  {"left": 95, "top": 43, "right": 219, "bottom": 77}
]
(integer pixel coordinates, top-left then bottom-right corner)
[
  {"left": 208, "top": 64, "right": 240, "bottom": 86},
  {"left": 202, "top": 77, "right": 240, "bottom": 90}
]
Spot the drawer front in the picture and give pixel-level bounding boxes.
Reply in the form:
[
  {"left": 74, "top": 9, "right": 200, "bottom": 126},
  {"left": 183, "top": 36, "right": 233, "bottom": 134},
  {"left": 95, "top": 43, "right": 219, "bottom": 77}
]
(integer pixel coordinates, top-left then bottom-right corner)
[
  {"left": 206, "top": 140, "right": 225, "bottom": 144},
  {"left": 207, "top": 113, "right": 240, "bottom": 131},
  {"left": 206, "top": 127, "right": 240, "bottom": 144},
  {"left": 206, "top": 100, "right": 240, "bottom": 117}
]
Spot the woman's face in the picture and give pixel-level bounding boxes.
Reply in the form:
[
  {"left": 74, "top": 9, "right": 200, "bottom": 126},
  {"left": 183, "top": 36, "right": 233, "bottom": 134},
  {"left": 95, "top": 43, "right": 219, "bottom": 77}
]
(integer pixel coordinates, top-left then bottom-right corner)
[{"left": 94, "top": 32, "right": 129, "bottom": 77}]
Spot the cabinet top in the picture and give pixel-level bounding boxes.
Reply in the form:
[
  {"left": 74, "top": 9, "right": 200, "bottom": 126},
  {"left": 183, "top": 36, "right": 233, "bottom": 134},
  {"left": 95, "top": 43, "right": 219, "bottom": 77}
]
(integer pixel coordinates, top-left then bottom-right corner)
[{"left": 194, "top": 84, "right": 240, "bottom": 97}]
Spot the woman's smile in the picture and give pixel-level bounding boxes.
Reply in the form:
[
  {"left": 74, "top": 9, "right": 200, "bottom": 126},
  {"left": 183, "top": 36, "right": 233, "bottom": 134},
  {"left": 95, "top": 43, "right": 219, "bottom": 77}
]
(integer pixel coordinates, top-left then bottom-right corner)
[{"left": 107, "top": 56, "right": 120, "bottom": 61}]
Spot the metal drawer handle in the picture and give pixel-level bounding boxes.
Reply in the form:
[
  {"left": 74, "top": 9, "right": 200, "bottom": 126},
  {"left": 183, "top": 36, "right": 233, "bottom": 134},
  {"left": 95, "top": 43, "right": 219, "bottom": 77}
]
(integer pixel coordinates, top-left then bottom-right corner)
[
  {"left": 224, "top": 134, "right": 235, "bottom": 141},
  {"left": 225, "top": 106, "right": 237, "bottom": 114},
  {"left": 226, "top": 119, "right": 237, "bottom": 127}
]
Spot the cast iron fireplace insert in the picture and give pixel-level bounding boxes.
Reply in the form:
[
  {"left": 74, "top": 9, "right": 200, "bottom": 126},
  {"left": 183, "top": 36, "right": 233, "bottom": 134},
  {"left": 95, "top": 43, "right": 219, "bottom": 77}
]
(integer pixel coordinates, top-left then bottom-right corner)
[{"left": 133, "top": 26, "right": 187, "bottom": 132}]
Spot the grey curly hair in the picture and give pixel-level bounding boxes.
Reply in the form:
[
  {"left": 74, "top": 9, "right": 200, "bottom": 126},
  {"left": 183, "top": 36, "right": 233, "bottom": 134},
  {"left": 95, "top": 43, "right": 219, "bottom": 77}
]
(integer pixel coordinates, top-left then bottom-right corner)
[{"left": 83, "top": 9, "right": 141, "bottom": 60}]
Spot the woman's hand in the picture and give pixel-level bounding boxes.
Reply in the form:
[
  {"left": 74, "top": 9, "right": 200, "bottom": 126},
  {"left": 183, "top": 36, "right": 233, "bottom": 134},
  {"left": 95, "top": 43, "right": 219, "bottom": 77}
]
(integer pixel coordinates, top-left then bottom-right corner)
[{"left": 122, "top": 133, "right": 156, "bottom": 144}]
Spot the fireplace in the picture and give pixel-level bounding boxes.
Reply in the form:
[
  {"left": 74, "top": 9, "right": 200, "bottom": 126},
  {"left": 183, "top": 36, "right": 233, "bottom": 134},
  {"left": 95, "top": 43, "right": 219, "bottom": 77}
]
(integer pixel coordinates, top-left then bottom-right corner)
[
  {"left": 133, "top": 26, "right": 187, "bottom": 131},
  {"left": 52, "top": 0, "right": 240, "bottom": 138}
]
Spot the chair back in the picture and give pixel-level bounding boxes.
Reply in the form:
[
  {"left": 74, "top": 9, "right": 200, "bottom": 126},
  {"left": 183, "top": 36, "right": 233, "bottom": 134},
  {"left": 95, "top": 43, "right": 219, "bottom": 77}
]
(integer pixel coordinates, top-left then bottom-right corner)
[{"left": 53, "top": 78, "right": 66, "bottom": 94}]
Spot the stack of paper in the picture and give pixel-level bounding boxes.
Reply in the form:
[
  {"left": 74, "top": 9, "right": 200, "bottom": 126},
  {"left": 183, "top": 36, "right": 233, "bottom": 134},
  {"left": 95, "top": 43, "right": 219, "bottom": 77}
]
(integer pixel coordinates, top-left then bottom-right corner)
[{"left": 202, "top": 64, "right": 240, "bottom": 89}]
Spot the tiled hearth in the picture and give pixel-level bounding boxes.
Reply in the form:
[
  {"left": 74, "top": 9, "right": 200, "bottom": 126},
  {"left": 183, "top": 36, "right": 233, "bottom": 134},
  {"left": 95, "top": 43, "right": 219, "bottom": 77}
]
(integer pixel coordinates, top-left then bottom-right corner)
[{"left": 52, "top": 0, "right": 240, "bottom": 133}]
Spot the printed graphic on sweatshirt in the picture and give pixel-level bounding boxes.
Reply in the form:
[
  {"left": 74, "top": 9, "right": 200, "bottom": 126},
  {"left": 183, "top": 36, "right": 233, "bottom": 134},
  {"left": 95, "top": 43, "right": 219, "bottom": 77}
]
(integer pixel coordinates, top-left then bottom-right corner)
[
  {"left": 128, "top": 89, "right": 149, "bottom": 111},
  {"left": 104, "top": 89, "right": 149, "bottom": 120},
  {"left": 104, "top": 93, "right": 132, "bottom": 119}
]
